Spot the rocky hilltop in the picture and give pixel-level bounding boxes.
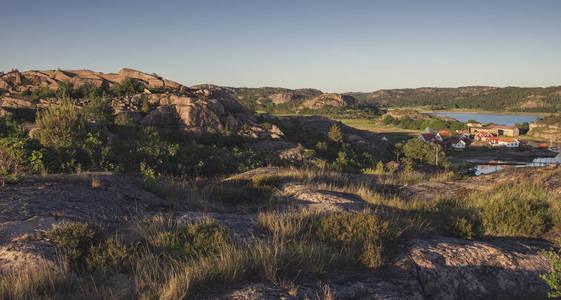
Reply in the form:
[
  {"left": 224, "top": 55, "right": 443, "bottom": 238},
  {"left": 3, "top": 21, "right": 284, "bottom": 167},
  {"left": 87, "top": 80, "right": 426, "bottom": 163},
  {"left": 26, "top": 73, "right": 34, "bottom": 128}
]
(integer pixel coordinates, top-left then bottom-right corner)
[
  {"left": 0, "top": 69, "right": 390, "bottom": 156},
  {"left": 0, "top": 68, "right": 183, "bottom": 93},
  {"left": 190, "top": 85, "right": 323, "bottom": 106},
  {"left": 0, "top": 69, "right": 285, "bottom": 138}
]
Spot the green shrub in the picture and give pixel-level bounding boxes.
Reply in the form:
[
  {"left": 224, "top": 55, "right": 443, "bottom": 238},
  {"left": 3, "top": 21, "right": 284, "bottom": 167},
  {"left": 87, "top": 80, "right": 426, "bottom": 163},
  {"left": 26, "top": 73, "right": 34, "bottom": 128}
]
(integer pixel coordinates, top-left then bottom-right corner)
[
  {"left": 45, "top": 222, "right": 100, "bottom": 270},
  {"left": 30, "top": 86, "right": 55, "bottom": 102},
  {"left": 0, "top": 147, "right": 23, "bottom": 184},
  {"left": 141, "top": 162, "right": 159, "bottom": 190},
  {"left": 0, "top": 115, "right": 22, "bottom": 138},
  {"left": 56, "top": 80, "right": 75, "bottom": 98},
  {"left": 150, "top": 222, "right": 232, "bottom": 259},
  {"left": 311, "top": 212, "right": 395, "bottom": 268},
  {"left": 446, "top": 217, "right": 474, "bottom": 240},
  {"left": 140, "top": 98, "right": 153, "bottom": 114},
  {"left": 328, "top": 124, "right": 344, "bottom": 144},
  {"left": 82, "top": 97, "right": 114, "bottom": 124},
  {"left": 203, "top": 180, "right": 272, "bottom": 205},
  {"left": 480, "top": 196, "right": 550, "bottom": 237},
  {"left": 86, "top": 237, "right": 134, "bottom": 274},
  {"left": 541, "top": 242, "right": 561, "bottom": 298},
  {"left": 110, "top": 78, "right": 144, "bottom": 97},
  {"left": 252, "top": 174, "right": 282, "bottom": 189},
  {"left": 35, "top": 99, "right": 86, "bottom": 147}
]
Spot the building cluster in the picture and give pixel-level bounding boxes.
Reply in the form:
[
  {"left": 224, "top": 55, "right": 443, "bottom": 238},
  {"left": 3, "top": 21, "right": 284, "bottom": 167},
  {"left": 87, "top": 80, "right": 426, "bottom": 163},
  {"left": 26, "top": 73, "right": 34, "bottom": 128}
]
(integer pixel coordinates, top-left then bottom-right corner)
[{"left": 418, "top": 123, "right": 522, "bottom": 150}]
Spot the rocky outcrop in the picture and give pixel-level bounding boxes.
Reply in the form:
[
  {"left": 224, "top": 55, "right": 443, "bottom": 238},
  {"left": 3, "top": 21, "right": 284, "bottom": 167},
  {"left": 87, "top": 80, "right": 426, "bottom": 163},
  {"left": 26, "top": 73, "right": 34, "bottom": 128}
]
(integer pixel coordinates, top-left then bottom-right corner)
[
  {"left": 268, "top": 92, "right": 299, "bottom": 104},
  {"left": 529, "top": 121, "right": 561, "bottom": 141},
  {"left": 214, "top": 237, "right": 550, "bottom": 299},
  {"left": 0, "top": 68, "right": 183, "bottom": 94},
  {"left": 1, "top": 169, "right": 556, "bottom": 298},
  {"left": 299, "top": 93, "right": 356, "bottom": 111}
]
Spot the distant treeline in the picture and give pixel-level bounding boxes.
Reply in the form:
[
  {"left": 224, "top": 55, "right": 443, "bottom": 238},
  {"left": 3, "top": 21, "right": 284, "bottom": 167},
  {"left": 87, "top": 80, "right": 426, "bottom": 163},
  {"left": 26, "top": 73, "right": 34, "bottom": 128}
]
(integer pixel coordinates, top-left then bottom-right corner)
[{"left": 349, "top": 86, "right": 561, "bottom": 113}]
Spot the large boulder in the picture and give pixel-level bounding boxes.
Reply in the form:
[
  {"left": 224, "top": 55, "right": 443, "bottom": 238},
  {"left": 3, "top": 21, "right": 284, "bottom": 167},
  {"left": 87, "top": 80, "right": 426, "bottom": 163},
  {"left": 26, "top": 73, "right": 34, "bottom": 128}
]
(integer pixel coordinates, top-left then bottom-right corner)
[{"left": 138, "top": 95, "right": 256, "bottom": 133}]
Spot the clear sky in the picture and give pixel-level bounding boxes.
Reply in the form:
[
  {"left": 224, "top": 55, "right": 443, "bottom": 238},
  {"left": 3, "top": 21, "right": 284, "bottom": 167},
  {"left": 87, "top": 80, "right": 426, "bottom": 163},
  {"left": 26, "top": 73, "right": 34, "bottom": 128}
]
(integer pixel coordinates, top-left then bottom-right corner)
[{"left": 1, "top": 0, "right": 560, "bottom": 92}]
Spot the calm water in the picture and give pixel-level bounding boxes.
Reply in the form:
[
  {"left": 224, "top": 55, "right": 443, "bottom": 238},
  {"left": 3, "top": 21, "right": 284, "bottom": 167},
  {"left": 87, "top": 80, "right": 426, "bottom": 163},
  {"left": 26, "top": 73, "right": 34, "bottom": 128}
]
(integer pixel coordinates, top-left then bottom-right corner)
[
  {"left": 433, "top": 113, "right": 543, "bottom": 126},
  {"left": 474, "top": 152, "right": 561, "bottom": 175}
]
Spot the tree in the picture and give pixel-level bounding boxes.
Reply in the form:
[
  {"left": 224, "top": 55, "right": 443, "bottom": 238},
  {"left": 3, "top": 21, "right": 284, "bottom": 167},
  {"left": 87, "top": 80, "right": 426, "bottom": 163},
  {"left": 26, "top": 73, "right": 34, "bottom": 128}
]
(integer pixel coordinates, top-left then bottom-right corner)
[
  {"left": 82, "top": 98, "right": 114, "bottom": 124},
  {"left": 35, "top": 99, "right": 86, "bottom": 147},
  {"left": 56, "top": 80, "right": 75, "bottom": 98},
  {"left": 328, "top": 124, "right": 344, "bottom": 144},
  {"left": 402, "top": 138, "right": 448, "bottom": 167}
]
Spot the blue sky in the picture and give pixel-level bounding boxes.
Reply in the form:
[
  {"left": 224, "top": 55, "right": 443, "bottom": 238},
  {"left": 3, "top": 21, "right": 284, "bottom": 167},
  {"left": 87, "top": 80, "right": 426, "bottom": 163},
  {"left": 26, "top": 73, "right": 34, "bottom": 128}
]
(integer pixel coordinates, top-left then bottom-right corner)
[{"left": 1, "top": 0, "right": 560, "bottom": 92}]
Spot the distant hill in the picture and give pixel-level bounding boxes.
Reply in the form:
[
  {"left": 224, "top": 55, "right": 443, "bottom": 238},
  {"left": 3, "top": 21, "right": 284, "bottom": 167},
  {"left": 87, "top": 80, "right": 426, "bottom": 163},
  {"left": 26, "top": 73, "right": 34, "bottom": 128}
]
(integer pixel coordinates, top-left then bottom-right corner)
[
  {"left": 190, "top": 84, "right": 324, "bottom": 112},
  {"left": 192, "top": 84, "right": 561, "bottom": 113},
  {"left": 347, "top": 86, "right": 561, "bottom": 113}
]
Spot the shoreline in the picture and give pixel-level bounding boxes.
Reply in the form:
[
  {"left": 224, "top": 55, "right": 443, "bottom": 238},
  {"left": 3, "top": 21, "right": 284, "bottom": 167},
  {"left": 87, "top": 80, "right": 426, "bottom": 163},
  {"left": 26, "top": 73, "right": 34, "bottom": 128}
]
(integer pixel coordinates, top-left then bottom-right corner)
[
  {"left": 419, "top": 109, "right": 550, "bottom": 116},
  {"left": 448, "top": 148, "right": 558, "bottom": 163}
]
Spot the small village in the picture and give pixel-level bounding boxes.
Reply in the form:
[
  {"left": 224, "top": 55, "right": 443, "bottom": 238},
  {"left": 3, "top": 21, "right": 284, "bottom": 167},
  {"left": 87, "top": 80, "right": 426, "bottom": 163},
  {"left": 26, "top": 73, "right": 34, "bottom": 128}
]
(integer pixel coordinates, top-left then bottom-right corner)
[{"left": 418, "top": 122, "right": 523, "bottom": 150}]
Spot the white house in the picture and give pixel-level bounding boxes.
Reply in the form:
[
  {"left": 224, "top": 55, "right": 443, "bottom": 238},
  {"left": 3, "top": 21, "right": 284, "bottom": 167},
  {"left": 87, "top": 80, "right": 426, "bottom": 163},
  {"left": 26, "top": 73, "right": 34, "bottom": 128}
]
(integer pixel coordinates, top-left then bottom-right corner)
[
  {"left": 498, "top": 138, "right": 520, "bottom": 148},
  {"left": 451, "top": 140, "right": 466, "bottom": 149}
]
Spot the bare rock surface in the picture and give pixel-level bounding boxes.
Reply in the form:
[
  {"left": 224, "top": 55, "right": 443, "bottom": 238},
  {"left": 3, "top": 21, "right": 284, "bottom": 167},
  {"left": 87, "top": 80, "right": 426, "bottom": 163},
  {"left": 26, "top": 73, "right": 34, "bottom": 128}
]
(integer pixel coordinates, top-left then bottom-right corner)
[
  {"left": 282, "top": 183, "right": 368, "bottom": 212},
  {"left": 215, "top": 237, "right": 550, "bottom": 299},
  {"left": 299, "top": 93, "right": 356, "bottom": 111},
  {"left": 0, "top": 173, "right": 170, "bottom": 224},
  {"left": 0, "top": 68, "right": 182, "bottom": 94}
]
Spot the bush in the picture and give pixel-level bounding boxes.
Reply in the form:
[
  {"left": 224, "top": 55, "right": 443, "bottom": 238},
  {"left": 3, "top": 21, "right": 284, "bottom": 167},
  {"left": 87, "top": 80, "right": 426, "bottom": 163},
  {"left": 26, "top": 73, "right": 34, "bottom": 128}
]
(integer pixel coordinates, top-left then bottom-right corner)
[
  {"left": 110, "top": 78, "right": 144, "bottom": 97},
  {"left": 82, "top": 98, "right": 114, "bottom": 124},
  {"left": 0, "top": 147, "right": 23, "bottom": 184},
  {"left": 30, "top": 86, "right": 55, "bottom": 102},
  {"left": 471, "top": 183, "right": 554, "bottom": 238},
  {"left": 86, "top": 237, "right": 133, "bottom": 274},
  {"left": 312, "top": 212, "right": 396, "bottom": 268},
  {"left": 35, "top": 99, "right": 86, "bottom": 147},
  {"left": 328, "top": 124, "right": 344, "bottom": 144},
  {"left": 0, "top": 115, "right": 22, "bottom": 138},
  {"left": 541, "top": 242, "right": 561, "bottom": 298},
  {"left": 45, "top": 222, "right": 100, "bottom": 270},
  {"left": 149, "top": 222, "right": 232, "bottom": 260},
  {"left": 56, "top": 80, "right": 75, "bottom": 98},
  {"left": 480, "top": 195, "right": 550, "bottom": 237},
  {"left": 140, "top": 98, "right": 153, "bottom": 114}
]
